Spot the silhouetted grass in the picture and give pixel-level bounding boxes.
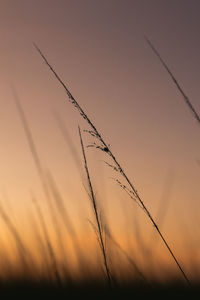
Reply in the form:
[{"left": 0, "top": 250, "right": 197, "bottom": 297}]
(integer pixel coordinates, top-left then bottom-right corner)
[
  {"left": 79, "top": 126, "right": 112, "bottom": 287},
  {"left": 0, "top": 39, "right": 198, "bottom": 295},
  {"left": 34, "top": 44, "right": 190, "bottom": 285},
  {"left": 145, "top": 36, "right": 200, "bottom": 125}
]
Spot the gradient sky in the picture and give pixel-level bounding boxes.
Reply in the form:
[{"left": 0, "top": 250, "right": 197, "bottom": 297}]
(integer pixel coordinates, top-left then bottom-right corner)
[{"left": 0, "top": 0, "right": 200, "bottom": 279}]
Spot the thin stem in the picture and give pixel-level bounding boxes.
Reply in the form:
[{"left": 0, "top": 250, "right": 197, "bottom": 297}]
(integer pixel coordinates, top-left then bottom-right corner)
[
  {"left": 145, "top": 36, "right": 200, "bottom": 125},
  {"left": 34, "top": 44, "right": 191, "bottom": 285},
  {"left": 78, "top": 126, "right": 112, "bottom": 287}
]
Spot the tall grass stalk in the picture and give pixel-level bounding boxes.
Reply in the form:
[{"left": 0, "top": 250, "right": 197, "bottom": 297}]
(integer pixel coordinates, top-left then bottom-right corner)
[
  {"left": 145, "top": 36, "right": 200, "bottom": 124},
  {"left": 34, "top": 44, "right": 190, "bottom": 285},
  {"left": 79, "top": 126, "right": 112, "bottom": 287}
]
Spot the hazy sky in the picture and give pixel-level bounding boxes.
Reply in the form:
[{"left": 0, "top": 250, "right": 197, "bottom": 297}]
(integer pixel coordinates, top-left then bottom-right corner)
[{"left": 0, "top": 0, "right": 199, "bottom": 275}]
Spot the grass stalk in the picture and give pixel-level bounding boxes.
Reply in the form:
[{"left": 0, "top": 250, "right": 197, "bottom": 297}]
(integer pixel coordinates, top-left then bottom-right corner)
[
  {"left": 78, "top": 126, "right": 112, "bottom": 287},
  {"left": 145, "top": 36, "right": 200, "bottom": 124},
  {"left": 34, "top": 44, "right": 191, "bottom": 285}
]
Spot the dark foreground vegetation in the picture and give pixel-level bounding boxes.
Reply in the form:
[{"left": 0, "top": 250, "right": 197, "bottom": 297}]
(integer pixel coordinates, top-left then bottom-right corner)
[{"left": 0, "top": 279, "right": 199, "bottom": 298}]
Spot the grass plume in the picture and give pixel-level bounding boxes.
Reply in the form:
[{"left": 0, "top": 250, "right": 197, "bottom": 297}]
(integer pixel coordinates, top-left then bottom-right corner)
[{"left": 34, "top": 43, "right": 190, "bottom": 285}]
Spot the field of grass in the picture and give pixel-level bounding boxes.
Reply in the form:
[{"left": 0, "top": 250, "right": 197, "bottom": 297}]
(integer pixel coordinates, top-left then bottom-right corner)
[{"left": 0, "top": 39, "right": 199, "bottom": 297}]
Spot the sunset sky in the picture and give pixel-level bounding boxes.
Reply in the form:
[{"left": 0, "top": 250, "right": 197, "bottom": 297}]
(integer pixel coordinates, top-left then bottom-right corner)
[{"left": 0, "top": 0, "right": 199, "bottom": 281}]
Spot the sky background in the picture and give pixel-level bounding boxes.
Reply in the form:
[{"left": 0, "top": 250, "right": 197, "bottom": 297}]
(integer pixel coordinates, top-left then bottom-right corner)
[{"left": 0, "top": 0, "right": 199, "bottom": 280}]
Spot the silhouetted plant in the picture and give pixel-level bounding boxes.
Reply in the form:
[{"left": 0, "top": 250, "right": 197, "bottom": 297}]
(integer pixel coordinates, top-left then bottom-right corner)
[
  {"left": 145, "top": 36, "right": 200, "bottom": 125},
  {"left": 78, "top": 126, "right": 112, "bottom": 287},
  {"left": 34, "top": 44, "right": 190, "bottom": 285}
]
